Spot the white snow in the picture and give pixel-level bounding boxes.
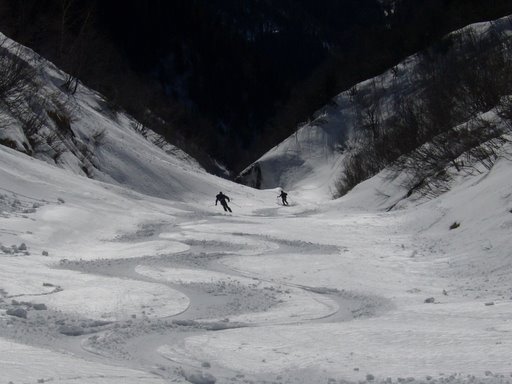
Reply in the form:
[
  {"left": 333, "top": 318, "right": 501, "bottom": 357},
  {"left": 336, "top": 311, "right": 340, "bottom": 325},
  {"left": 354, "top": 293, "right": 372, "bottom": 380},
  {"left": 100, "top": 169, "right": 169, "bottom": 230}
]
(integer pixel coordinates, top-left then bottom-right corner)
[
  {"left": 0, "top": 339, "right": 166, "bottom": 384},
  {"left": 1, "top": 16, "right": 512, "bottom": 384},
  {"left": 135, "top": 265, "right": 339, "bottom": 325},
  {"left": 238, "top": 15, "right": 512, "bottom": 201},
  {"left": 2, "top": 135, "right": 512, "bottom": 382}
]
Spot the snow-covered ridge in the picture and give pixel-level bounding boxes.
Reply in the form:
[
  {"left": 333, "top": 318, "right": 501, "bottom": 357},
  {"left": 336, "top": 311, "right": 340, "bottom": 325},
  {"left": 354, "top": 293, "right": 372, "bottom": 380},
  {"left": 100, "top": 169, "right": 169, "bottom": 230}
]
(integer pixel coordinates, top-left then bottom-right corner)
[
  {"left": 237, "top": 15, "right": 512, "bottom": 200},
  {"left": 0, "top": 32, "right": 224, "bottom": 201}
]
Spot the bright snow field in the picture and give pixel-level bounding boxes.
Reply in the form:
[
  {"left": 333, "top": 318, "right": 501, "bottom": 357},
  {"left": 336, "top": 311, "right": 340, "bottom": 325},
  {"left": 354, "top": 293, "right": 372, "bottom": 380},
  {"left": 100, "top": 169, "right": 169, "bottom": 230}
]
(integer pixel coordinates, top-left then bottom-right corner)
[{"left": 2, "top": 141, "right": 512, "bottom": 384}]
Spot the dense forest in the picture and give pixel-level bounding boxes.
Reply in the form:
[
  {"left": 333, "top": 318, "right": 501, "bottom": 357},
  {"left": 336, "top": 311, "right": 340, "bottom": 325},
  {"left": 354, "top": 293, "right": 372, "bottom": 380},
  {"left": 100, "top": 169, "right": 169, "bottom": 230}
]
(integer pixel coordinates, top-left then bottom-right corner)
[{"left": 1, "top": 0, "right": 512, "bottom": 174}]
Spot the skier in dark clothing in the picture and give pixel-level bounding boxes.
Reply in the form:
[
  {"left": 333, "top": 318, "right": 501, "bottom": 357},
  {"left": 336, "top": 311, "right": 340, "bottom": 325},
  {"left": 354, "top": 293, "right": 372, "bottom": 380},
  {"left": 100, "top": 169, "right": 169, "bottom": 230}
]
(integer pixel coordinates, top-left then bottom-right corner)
[
  {"left": 278, "top": 189, "right": 289, "bottom": 206},
  {"left": 215, "top": 192, "right": 232, "bottom": 212}
]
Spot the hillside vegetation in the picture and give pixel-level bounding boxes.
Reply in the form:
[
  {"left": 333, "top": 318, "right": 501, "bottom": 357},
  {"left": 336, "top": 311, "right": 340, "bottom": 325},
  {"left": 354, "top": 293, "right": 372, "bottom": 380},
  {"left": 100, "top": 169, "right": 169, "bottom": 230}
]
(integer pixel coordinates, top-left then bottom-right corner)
[
  {"left": 337, "top": 19, "right": 512, "bottom": 199},
  {"left": 238, "top": 16, "right": 512, "bottom": 205}
]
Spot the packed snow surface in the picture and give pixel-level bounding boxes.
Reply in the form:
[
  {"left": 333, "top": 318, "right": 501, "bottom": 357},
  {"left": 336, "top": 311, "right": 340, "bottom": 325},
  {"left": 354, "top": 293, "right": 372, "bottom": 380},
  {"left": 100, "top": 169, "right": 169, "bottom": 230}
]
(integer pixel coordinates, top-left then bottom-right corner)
[
  {"left": 1, "top": 139, "right": 512, "bottom": 384},
  {"left": 1, "top": 18, "right": 512, "bottom": 384}
]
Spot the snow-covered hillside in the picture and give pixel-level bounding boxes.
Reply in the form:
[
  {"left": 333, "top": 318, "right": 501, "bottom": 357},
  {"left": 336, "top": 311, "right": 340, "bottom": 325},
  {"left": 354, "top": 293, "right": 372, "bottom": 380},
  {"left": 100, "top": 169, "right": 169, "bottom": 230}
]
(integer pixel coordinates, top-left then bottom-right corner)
[
  {"left": 2, "top": 17, "right": 512, "bottom": 384},
  {"left": 0, "top": 32, "right": 229, "bottom": 202},
  {"left": 237, "top": 15, "right": 512, "bottom": 201},
  {"left": 2, "top": 124, "right": 512, "bottom": 383}
]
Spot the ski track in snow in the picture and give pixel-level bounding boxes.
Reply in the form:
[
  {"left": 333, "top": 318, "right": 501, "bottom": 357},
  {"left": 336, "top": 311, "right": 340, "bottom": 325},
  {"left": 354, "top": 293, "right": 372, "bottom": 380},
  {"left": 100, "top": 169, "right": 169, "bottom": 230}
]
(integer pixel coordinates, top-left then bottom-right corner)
[
  {"left": 2, "top": 192, "right": 512, "bottom": 384},
  {"left": 2, "top": 138, "right": 512, "bottom": 383},
  {"left": 2, "top": 20, "right": 512, "bottom": 382}
]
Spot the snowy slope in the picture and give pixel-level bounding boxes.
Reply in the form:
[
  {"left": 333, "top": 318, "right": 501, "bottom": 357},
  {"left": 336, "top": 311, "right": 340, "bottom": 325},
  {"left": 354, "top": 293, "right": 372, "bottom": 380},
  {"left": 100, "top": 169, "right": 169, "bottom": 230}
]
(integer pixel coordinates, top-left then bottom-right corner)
[
  {"left": 0, "top": 31, "right": 228, "bottom": 202},
  {"left": 237, "top": 15, "right": 512, "bottom": 200},
  {"left": 1, "top": 17, "right": 512, "bottom": 384},
  {"left": 2, "top": 135, "right": 512, "bottom": 383}
]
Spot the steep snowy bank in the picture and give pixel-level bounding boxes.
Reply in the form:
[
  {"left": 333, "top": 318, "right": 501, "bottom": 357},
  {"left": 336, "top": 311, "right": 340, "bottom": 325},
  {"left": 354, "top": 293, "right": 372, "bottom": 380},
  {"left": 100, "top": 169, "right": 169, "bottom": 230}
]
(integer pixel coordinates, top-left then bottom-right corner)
[{"left": 0, "top": 31, "right": 234, "bottom": 202}]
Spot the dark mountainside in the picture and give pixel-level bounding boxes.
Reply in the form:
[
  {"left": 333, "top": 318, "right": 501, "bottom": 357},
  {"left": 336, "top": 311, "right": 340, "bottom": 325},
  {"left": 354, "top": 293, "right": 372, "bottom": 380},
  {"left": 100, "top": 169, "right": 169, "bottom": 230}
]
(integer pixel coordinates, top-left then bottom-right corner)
[{"left": 1, "top": 0, "right": 512, "bottom": 175}]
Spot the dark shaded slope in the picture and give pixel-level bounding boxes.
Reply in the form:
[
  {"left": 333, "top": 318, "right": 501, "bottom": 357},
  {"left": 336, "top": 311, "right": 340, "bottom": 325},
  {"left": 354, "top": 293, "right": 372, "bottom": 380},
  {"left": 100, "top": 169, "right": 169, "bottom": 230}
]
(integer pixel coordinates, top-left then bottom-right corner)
[{"left": 1, "top": 0, "right": 512, "bottom": 174}]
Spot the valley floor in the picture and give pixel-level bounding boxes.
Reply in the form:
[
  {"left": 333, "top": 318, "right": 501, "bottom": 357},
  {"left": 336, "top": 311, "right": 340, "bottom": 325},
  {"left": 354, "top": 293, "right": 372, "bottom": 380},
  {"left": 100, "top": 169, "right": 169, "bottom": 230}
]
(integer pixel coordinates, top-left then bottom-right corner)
[{"left": 1, "top": 146, "right": 512, "bottom": 384}]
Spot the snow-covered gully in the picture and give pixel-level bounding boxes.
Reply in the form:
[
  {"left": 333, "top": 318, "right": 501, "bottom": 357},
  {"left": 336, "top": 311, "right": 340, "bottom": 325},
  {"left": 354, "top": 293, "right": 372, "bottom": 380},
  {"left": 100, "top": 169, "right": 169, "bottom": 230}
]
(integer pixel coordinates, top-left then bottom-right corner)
[
  {"left": 1, "top": 16, "right": 512, "bottom": 382},
  {"left": 1, "top": 123, "right": 512, "bottom": 384},
  {"left": 2, "top": 152, "right": 512, "bottom": 384}
]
